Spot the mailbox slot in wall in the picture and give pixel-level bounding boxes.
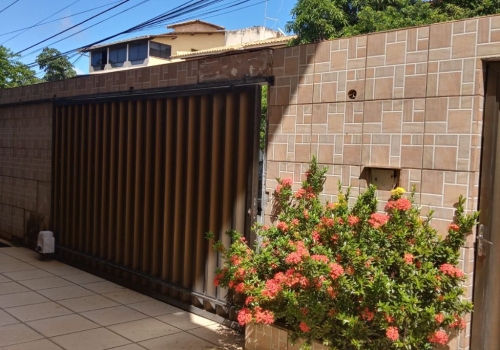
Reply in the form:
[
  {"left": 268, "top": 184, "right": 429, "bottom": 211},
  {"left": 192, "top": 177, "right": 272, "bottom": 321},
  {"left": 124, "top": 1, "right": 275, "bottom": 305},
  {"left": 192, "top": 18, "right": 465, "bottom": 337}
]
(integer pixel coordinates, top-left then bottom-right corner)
[{"left": 366, "top": 167, "right": 400, "bottom": 191}]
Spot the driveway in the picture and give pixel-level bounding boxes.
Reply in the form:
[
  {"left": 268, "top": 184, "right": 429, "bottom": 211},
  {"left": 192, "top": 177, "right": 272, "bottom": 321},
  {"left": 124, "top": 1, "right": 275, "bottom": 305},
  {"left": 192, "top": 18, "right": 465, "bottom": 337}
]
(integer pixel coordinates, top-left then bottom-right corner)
[{"left": 0, "top": 246, "right": 243, "bottom": 350}]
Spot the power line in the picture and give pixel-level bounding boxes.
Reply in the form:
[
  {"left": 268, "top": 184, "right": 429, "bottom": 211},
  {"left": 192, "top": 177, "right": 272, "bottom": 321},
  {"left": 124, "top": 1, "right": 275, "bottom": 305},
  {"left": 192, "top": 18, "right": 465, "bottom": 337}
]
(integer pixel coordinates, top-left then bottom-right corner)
[
  {"left": 23, "top": 0, "right": 262, "bottom": 68},
  {"left": 15, "top": 0, "right": 131, "bottom": 55},
  {"left": 0, "top": 1, "right": 124, "bottom": 38},
  {"left": 137, "top": 0, "right": 266, "bottom": 31},
  {"left": 2, "top": 0, "right": 81, "bottom": 45},
  {"left": 21, "top": 0, "right": 150, "bottom": 59},
  {"left": 0, "top": 0, "right": 19, "bottom": 15}
]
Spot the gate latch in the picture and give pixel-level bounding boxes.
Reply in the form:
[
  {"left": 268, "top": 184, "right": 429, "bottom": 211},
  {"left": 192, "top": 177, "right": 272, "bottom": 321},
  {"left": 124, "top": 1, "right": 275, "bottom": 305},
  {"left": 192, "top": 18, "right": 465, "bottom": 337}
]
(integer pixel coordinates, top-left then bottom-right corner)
[{"left": 477, "top": 224, "right": 493, "bottom": 257}]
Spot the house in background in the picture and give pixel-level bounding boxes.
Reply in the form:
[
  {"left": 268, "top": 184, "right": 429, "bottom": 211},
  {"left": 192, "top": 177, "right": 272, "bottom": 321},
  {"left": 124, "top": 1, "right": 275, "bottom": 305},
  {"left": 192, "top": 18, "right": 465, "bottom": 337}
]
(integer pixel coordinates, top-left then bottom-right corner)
[{"left": 83, "top": 19, "right": 287, "bottom": 73}]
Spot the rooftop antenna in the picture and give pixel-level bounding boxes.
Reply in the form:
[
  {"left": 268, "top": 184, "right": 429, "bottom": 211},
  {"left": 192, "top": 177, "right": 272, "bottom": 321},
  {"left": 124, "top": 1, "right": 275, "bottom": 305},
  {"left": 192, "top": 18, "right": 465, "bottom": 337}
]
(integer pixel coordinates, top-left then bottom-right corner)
[{"left": 264, "top": 0, "right": 278, "bottom": 29}]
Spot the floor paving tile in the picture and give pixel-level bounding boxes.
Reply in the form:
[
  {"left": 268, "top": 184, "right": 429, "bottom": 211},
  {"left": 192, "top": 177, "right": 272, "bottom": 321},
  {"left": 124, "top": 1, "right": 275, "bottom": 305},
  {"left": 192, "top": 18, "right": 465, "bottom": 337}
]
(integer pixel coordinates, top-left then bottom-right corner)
[
  {"left": 0, "top": 281, "right": 30, "bottom": 295},
  {"left": 107, "top": 318, "right": 182, "bottom": 342},
  {"left": 0, "top": 323, "right": 44, "bottom": 347},
  {"left": 5, "top": 302, "right": 73, "bottom": 322},
  {"left": 187, "top": 323, "right": 244, "bottom": 350},
  {"left": 51, "top": 327, "right": 131, "bottom": 350},
  {"left": 0, "top": 291, "right": 50, "bottom": 308},
  {"left": 0, "top": 274, "right": 12, "bottom": 283},
  {"left": 26, "top": 314, "right": 100, "bottom": 337},
  {"left": 60, "top": 273, "right": 104, "bottom": 285},
  {"left": 0, "top": 338, "right": 64, "bottom": 350},
  {"left": 101, "top": 290, "right": 153, "bottom": 305},
  {"left": 57, "top": 295, "right": 120, "bottom": 313},
  {"left": 0, "top": 309, "right": 20, "bottom": 326},
  {"left": 127, "top": 300, "right": 182, "bottom": 317},
  {"left": 80, "top": 281, "right": 126, "bottom": 294},
  {"left": 81, "top": 306, "right": 149, "bottom": 326},
  {"left": 156, "top": 311, "right": 218, "bottom": 330},
  {"left": 37, "top": 285, "right": 96, "bottom": 301},
  {"left": 3, "top": 269, "right": 55, "bottom": 281},
  {"left": 0, "top": 262, "right": 38, "bottom": 273},
  {"left": 0, "top": 248, "right": 39, "bottom": 262},
  {"left": 18, "top": 276, "right": 75, "bottom": 291},
  {"left": 0, "top": 247, "right": 241, "bottom": 350},
  {"left": 26, "top": 260, "right": 68, "bottom": 270},
  {"left": 0, "top": 255, "right": 21, "bottom": 265},
  {"left": 42, "top": 266, "right": 86, "bottom": 277},
  {"left": 139, "top": 332, "right": 216, "bottom": 350},
  {"left": 107, "top": 345, "right": 146, "bottom": 350}
]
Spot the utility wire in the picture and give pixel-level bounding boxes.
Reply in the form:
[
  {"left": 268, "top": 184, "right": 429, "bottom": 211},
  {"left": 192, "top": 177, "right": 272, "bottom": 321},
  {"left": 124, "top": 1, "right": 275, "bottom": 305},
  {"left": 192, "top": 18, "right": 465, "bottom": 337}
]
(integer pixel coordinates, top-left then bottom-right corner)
[
  {"left": 23, "top": 0, "right": 262, "bottom": 68},
  {"left": 78, "top": 0, "right": 229, "bottom": 49},
  {"left": 0, "top": 1, "right": 123, "bottom": 37},
  {"left": 2, "top": 0, "right": 81, "bottom": 45},
  {"left": 0, "top": 0, "right": 19, "bottom": 15},
  {"left": 136, "top": 0, "right": 265, "bottom": 31},
  {"left": 22, "top": 0, "right": 150, "bottom": 59},
  {"left": 15, "top": 0, "right": 131, "bottom": 55}
]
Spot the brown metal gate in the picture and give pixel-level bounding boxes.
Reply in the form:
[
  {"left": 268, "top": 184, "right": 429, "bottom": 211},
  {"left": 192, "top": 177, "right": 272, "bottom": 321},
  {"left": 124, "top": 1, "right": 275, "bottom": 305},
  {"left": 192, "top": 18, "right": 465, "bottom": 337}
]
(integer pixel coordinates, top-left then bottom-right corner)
[{"left": 52, "top": 85, "right": 261, "bottom": 322}]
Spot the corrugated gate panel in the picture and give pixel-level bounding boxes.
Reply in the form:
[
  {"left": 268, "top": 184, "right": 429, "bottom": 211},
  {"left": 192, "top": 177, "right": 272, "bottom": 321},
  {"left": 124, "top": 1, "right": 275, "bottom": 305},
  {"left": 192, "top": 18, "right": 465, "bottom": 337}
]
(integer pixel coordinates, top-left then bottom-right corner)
[{"left": 52, "top": 86, "right": 260, "bottom": 320}]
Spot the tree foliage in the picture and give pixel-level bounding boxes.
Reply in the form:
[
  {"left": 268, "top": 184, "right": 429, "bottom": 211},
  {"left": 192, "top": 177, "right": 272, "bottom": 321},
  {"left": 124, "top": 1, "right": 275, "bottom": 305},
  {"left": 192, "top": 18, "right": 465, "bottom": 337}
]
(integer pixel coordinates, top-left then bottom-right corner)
[
  {"left": 0, "top": 46, "right": 39, "bottom": 89},
  {"left": 286, "top": 0, "right": 500, "bottom": 43},
  {"left": 36, "top": 47, "right": 77, "bottom": 82}
]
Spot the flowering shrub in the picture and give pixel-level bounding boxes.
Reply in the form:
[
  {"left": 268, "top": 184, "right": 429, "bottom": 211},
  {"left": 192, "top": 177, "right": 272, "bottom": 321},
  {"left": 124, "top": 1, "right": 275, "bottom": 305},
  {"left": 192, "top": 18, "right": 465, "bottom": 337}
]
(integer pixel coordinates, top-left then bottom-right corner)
[{"left": 209, "top": 158, "right": 478, "bottom": 349}]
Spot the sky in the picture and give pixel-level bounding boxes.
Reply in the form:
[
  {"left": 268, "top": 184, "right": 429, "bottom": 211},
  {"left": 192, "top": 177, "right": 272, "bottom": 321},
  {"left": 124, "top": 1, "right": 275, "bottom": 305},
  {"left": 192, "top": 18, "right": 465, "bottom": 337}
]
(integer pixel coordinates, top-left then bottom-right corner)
[{"left": 0, "top": 0, "right": 294, "bottom": 76}]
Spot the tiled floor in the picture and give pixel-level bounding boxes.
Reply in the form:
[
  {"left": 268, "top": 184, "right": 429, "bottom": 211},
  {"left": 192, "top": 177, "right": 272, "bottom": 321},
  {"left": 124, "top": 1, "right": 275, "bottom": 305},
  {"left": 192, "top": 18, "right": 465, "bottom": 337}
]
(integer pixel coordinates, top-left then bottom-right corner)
[{"left": 0, "top": 247, "right": 243, "bottom": 350}]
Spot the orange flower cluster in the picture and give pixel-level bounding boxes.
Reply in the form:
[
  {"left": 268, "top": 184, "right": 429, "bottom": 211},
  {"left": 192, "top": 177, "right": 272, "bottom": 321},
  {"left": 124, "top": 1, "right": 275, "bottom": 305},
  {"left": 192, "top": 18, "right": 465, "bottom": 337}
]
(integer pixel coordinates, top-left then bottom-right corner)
[
  {"left": 285, "top": 241, "right": 309, "bottom": 264},
  {"left": 385, "top": 197, "right": 412, "bottom": 211},
  {"left": 428, "top": 330, "right": 449, "bottom": 345},
  {"left": 368, "top": 213, "right": 390, "bottom": 228},
  {"left": 386, "top": 326, "right": 399, "bottom": 341},
  {"left": 439, "top": 263, "right": 464, "bottom": 278}
]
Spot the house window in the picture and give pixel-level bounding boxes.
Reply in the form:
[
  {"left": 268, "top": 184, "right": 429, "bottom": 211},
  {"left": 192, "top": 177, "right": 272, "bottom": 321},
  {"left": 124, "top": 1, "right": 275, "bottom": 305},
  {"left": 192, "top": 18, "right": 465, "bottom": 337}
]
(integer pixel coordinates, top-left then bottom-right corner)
[
  {"left": 128, "top": 41, "right": 148, "bottom": 65},
  {"left": 149, "top": 42, "right": 171, "bottom": 59},
  {"left": 109, "top": 45, "right": 127, "bottom": 67},
  {"left": 91, "top": 49, "right": 107, "bottom": 70}
]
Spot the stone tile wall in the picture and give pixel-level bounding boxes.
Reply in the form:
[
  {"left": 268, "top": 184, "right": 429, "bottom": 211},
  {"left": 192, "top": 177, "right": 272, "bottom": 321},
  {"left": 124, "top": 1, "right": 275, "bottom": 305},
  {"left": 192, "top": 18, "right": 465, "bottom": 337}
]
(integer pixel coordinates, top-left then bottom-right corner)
[
  {"left": 0, "top": 104, "right": 52, "bottom": 242},
  {"left": 245, "top": 323, "right": 329, "bottom": 350},
  {"left": 266, "top": 14, "right": 500, "bottom": 350}
]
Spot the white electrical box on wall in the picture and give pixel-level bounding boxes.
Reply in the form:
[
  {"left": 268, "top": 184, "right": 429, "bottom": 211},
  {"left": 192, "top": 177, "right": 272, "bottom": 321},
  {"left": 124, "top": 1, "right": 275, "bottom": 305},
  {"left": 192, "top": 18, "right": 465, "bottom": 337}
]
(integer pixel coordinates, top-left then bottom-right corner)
[{"left": 37, "top": 231, "right": 55, "bottom": 255}]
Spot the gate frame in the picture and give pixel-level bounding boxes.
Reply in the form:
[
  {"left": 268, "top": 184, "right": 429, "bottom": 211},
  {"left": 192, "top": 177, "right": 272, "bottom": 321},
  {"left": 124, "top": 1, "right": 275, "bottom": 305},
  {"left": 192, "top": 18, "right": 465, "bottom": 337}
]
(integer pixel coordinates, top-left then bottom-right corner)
[
  {"left": 50, "top": 79, "right": 268, "bottom": 328},
  {"left": 470, "top": 62, "right": 500, "bottom": 349}
]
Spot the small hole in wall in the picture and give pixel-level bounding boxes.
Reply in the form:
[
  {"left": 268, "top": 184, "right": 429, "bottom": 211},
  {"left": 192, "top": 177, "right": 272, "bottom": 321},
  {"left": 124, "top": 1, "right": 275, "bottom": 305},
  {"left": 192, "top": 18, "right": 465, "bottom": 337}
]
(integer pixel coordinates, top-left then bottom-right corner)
[
  {"left": 366, "top": 168, "right": 400, "bottom": 191},
  {"left": 348, "top": 90, "right": 357, "bottom": 99}
]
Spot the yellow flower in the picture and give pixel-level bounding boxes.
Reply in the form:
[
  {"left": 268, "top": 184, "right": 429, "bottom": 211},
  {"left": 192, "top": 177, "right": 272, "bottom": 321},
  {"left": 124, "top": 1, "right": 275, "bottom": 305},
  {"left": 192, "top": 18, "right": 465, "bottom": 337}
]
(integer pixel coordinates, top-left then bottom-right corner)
[{"left": 391, "top": 187, "right": 406, "bottom": 196}]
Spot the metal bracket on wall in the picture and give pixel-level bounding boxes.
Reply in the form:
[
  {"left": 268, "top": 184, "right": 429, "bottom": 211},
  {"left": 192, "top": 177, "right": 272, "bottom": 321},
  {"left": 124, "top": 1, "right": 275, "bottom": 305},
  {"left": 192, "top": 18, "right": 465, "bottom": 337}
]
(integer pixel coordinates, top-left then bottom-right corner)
[{"left": 477, "top": 224, "right": 493, "bottom": 257}]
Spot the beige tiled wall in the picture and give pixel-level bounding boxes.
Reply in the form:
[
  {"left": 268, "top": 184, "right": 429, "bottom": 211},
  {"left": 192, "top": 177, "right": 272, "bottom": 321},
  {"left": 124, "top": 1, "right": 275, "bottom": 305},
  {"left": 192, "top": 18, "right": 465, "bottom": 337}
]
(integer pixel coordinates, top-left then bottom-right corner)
[
  {"left": 0, "top": 104, "right": 52, "bottom": 242},
  {"left": 265, "top": 14, "right": 500, "bottom": 350}
]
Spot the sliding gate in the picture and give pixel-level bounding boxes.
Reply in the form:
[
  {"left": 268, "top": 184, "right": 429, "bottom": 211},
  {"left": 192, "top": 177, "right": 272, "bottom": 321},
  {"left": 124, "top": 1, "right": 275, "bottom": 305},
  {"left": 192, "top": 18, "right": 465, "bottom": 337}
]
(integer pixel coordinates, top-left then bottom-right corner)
[{"left": 52, "top": 85, "right": 261, "bottom": 322}]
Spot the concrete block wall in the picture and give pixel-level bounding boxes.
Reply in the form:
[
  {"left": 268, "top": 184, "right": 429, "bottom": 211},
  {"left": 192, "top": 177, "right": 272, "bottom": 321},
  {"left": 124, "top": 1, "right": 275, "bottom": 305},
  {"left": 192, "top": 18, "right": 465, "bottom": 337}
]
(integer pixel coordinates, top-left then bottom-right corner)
[
  {"left": 265, "top": 14, "right": 500, "bottom": 350},
  {"left": 0, "top": 103, "right": 52, "bottom": 243}
]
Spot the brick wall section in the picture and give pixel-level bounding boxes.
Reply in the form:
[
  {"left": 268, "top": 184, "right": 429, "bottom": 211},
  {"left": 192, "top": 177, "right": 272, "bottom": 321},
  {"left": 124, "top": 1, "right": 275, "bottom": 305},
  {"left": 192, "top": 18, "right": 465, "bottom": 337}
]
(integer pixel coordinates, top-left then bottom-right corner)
[
  {"left": 0, "top": 50, "right": 272, "bottom": 243},
  {"left": 265, "top": 15, "right": 500, "bottom": 350},
  {"left": 0, "top": 103, "right": 52, "bottom": 242}
]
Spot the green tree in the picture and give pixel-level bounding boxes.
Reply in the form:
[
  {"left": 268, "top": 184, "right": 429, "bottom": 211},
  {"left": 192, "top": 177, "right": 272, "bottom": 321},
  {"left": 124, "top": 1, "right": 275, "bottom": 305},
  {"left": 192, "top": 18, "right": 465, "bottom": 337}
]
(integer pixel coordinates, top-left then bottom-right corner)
[
  {"left": 286, "top": 0, "right": 500, "bottom": 43},
  {"left": 0, "top": 45, "right": 39, "bottom": 88},
  {"left": 36, "top": 47, "right": 77, "bottom": 82},
  {"left": 285, "top": 0, "right": 348, "bottom": 44}
]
